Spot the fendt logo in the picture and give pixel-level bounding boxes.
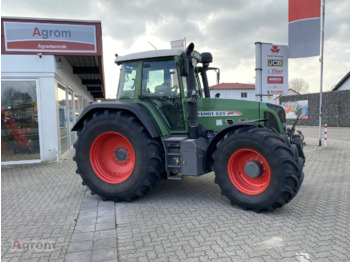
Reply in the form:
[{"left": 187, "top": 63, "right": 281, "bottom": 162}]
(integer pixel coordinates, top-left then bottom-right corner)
[
  {"left": 268, "top": 59, "right": 283, "bottom": 67},
  {"left": 33, "top": 27, "right": 72, "bottom": 39},
  {"left": 270, "top": 45, "right": 280, "bottom": 54}
]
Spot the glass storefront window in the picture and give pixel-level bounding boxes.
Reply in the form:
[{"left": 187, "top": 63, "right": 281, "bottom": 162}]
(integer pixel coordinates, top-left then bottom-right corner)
[
  {"left": 58, "top": 85, "right": 69, "bottom": 154},
  {"left": 68, "top": 91, "right": 75, "bottom": 146},
  {"left": 79, "top": 97, "right": 84, "bottom": 114},
  {"left": 1, "top": 80, "right": 40, "bottom": 162},
  {"left": 74, "top": 95, "right": 80, "bottom": 120}
]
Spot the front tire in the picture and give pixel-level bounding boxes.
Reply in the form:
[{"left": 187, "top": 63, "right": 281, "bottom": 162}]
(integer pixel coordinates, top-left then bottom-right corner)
[
  {"left": 212, "top": 126, "right": 303, "bottom": 212},
  {"left": 74, "top": 110, "right": 163, "bottom": 201}
]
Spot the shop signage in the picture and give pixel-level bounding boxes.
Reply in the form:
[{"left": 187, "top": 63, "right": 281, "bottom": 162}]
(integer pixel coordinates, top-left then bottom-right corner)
[
  {"left": 3, "top": 22, "right": 97, "bottom": 53},
  {"left": 261, "top": 44, "right": 288, "bottom": 95}
]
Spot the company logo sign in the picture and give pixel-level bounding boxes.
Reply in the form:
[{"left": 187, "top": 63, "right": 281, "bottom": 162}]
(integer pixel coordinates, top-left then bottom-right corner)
[
  {"left": 268, "top": 90, "right": 284, "bottom": 95},
  {"left": 267, "top": 85, "right": 284, "bottom": 95},
  {"left": 267, "top": 68, "right": 284, "bottom": 74},
  {"left": 32, "top": 27, "right": 72, "bottom": 39},
  {"left": 270, "top": 45, "right": 280, "bottom": 54},
  {"left": 3, "top": 22, "right": 97, "bottom": 53},
  {"left": 268, "top": 59, "right": 283, "bottom": 67},
  {"left": 267, "top": 76, "right": 283, "bottom": 84},
  {"left": 260, "top": 43, "right": 288, "bottom": 97}
]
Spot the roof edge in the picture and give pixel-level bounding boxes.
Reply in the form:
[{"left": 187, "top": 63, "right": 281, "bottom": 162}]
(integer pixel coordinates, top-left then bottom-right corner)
[
  {"left": 1, "top": 16, "right": 101, "bottom": 24},
  {"left": 332, "top": 71, "right": 350, "bottom": 91},
  {"left": 115, "top": 49, "right": 182, "bottom": 65}
]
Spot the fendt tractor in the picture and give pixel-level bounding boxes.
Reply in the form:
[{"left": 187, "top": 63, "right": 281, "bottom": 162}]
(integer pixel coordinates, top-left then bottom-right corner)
[{"left": 73, "top": 43, "right": 305, "bottom": 212}]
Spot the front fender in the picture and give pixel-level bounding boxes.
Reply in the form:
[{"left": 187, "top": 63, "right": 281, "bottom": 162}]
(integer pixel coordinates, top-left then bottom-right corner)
[{"left": 204, "top": 120, "right": 264, "bottom": 172}]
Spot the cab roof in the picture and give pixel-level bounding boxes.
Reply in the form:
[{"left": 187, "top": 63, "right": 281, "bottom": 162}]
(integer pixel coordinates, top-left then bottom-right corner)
[{"left": 115, "top": 49, "right": 183, "bottom": 65}]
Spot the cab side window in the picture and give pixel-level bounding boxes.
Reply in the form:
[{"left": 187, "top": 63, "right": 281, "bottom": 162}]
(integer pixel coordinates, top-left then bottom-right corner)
[{"left": 117, "top": 62, "right": 138, "bottom": 99}]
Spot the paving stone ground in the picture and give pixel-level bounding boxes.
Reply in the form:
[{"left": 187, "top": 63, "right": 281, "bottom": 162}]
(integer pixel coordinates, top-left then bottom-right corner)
[
  {"left": 1, "top": 126, "right": 350, "bottom": 261},
  {"left": 115, "top": 126, "right": 350, "bottom": 262},
  {"left": 1, "top": 158, "right": 85, "bottom": 261}
]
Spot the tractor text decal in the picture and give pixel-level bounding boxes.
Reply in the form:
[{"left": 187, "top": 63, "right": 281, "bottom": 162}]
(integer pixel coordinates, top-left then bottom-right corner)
[{"left": 198, "top": 111, "right": 242, "bottom": 117}]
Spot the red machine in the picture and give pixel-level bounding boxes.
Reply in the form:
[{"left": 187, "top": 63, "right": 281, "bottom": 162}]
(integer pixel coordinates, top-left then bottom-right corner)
[{"left": 1, "top": 107, "right": 32, "bottom": 152}]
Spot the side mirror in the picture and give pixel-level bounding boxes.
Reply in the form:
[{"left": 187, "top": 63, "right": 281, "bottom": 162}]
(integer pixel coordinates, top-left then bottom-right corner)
[{"left": 179, "top": 53, "right": 189, "bottom": 77}]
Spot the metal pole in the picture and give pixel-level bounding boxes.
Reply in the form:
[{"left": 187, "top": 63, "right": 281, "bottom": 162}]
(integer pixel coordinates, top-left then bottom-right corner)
[
  {"left": 255, "top": 42, "right": 262, "bottom": 102},
  {"left": 319, "top": 0, "right": 325, "bottom": 146}
]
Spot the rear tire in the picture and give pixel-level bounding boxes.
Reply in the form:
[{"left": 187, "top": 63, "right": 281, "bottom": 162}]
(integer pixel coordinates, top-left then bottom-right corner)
[
  {"left": 74, "top": 110, "right": 163, "bottom": 201},
  {"left": 212, "top": 126, "right": 303, "bottom": 212}
]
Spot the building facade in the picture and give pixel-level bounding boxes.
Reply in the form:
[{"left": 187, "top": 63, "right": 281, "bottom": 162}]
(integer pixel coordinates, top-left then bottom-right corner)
[
  {"left": 1, "top": 17, "right": 105, "bottom": 164},
  {"left": 209, "top": 83, "right": 256, "bottom": 101},
  {"left": 332, "top": 71, "right": 350, "bottom": 91}
]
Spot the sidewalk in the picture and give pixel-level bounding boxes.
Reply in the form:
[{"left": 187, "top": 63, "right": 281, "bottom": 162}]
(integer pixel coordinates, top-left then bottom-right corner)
[{"left": 1, "top": 126, "right": 350, "bottom": 261}]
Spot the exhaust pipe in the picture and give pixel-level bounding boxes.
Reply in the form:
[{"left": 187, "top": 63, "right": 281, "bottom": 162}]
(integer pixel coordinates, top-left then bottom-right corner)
[{"left": 185, "top": 43, "right": 199, "bottom": 139}]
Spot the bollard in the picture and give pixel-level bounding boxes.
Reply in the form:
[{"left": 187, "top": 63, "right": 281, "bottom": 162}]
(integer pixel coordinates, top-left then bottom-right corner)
[{"left": 324, "top": 124, "right": 327, "bottom": 147}]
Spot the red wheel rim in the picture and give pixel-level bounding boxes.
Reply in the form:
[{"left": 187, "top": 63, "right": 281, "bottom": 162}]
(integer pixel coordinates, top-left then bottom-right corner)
[
  {"left": 90, "top": 131, "right": 135, "bottom": 184},
  {"left": 227, "top": 149, "right": 271, "bottom": 195}
]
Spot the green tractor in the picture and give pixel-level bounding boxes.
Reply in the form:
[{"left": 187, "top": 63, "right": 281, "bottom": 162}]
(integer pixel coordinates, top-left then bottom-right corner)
[{"left": 73, "top": 43, "right": 304, "bottom": 212}]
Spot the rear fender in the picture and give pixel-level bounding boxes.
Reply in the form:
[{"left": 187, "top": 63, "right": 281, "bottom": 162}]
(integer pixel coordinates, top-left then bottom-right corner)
[{"left": 72, "top": 102, "right": 162, "bottom": 138}]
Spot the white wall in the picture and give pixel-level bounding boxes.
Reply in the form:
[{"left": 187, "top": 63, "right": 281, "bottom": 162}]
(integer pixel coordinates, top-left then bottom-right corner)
[
  {"left": 2, "top": 54, "right": 56, "bottom": 74},
  {"left": 210, "top": 89, "right": 257, "bottom": 101}
]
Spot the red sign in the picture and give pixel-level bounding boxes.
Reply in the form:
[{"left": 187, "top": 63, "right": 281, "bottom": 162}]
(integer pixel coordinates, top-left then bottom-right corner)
[{"left": 267, "top": 76, "right": 283, "bottom": 84}]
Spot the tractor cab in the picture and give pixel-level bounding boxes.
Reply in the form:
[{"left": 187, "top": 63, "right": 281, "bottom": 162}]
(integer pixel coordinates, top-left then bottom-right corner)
[{"left": 116, "top": 49, "right": 190, "bottom": 132}]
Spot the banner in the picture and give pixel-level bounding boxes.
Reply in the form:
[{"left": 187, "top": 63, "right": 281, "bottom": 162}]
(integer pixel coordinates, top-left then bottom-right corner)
[
  {"left": 288, "top": 0, "right": 321, "bottom": 58},
  {"left": 170, "top": 39, "right": 185, "bottom": 50},
  {"left": 282, "top": 100, "right": 309, "bottom": 119}
]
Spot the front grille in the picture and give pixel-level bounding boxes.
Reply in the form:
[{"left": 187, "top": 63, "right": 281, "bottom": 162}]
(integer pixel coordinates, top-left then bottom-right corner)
[
  {"left": 267, "top": 103, "right": 286, "bottom": 123},
  {"left": 264, "top": 111, "right": 279, "bottom": 131}
]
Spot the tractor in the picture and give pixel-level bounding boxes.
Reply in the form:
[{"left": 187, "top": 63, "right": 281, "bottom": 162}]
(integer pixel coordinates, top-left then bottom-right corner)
[{"left": 72, "top": 43, "right": 305, "bottom": 212}]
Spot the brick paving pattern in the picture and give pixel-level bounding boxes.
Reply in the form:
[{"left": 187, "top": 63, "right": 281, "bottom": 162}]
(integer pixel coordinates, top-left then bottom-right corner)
[
  {"left": 115, "top": 127, "right": 350, "bottom": 261},
  {"left": 1, "top": 159, "right": 85, "bottom": 261},
  {"left": 1, "top": 126, "right": 350, "bottom": 261}
]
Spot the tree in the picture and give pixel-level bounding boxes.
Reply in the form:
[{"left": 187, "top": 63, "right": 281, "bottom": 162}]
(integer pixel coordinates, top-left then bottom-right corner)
[{"left": 289, "top": 78, "right": 310, "bottom": 94}]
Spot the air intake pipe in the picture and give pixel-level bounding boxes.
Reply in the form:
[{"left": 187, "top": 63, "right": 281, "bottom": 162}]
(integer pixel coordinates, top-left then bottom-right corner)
[{"left": 185, "top": 43, "right": 199, "bottom": 139}]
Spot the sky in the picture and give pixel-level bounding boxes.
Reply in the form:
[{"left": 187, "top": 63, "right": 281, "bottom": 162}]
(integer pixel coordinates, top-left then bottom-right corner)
[{"left": 2, "top": 0, "right": 350, "bottom": 98}]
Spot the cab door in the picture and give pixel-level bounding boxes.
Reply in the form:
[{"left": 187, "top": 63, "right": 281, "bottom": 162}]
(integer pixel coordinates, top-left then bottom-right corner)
[{"left": 139, "top": 59, "right": 186, "bottom": 132}]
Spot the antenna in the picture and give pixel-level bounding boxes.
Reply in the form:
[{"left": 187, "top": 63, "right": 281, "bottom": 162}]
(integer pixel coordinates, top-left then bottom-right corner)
[{"left": 147, "top": 41, "right": 157, "bottom": 50}]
